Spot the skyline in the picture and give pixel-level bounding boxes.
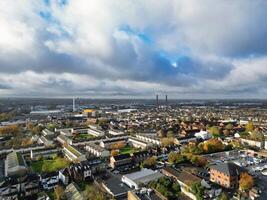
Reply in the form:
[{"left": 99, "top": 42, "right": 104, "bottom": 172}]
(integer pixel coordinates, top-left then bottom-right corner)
[{"left": 1, "top": 0, "right": 267, "bottom": 98}]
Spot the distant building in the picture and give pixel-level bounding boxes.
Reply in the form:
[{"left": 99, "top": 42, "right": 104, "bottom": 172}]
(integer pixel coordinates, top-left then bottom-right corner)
[
  {"left": 240, "top": 138, "right": 264, "bottom": 149},
  {"left": 5, "top": 151, "right": 28, "bottom": 177},
  {"left": 128, "top": 137, "right": 152, "bottom": 149},
  {"left": 210, "top": 162, "right": 241, "bottom": 188},
  {"left": 85, "top": 143, "right": 110, "bottom": 158},
  {"left": 100, "top": 137, "right": 127, "bottom": 149},
  {"left": 194, "top": 130, "right": 211, "bottom": 140},
  {"left": 63, "top": 145, "right": 87, "bottom": 162},
  {"left": 42, "top": 129, "right": 54, "bottom": 136},
  {"left": 135, "top": 134, "right": 161, "bottom": 146},
  {"left": 110, "top": 153, "right": 132, "bottom": 169},
  {"left": 109, "top": 129, "right": 125, "bottom": 136},
  {"left": 121, "top": 168, "right": 163, "bottom": 190},
  {"left": 38, "top": 136, "right": 54, "bottom": 147}
]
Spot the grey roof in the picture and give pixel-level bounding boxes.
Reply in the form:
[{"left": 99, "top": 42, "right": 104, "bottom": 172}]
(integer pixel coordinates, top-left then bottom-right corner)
[
  {"left": 65, "top": 183, "right": 84, "bottom": 200},
  {"left": 210, "top": 162, "right": 241, "bottom": 176},
  {"left": 6, "top": 151, "right": 27, "bottom": 169},
  {"left": 103, "top": 177, "right": 129, "bottom": 196}
]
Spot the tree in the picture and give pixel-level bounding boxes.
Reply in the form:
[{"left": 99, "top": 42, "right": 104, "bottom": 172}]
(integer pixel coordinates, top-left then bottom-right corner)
[
  {"left": 54, "top": 185, "right": 66, "bottom": 200},
  {"left": 208, "top": 126, "right": 220, "bottom": 137},
  {"left": 142, "top": 156, "right": 157, "bottom": 168},
  {"left": 168, "top": 152, "right": 185, "bottom": 164},
  {"left": 239, "top": 172, "right": 254, "bottom": 191},
  {"left": 83, "top": 184, "right": 106, "bottom": 200},
  {"left": 190, "top": 155, "right": 208, "bottom": 167},
  {"left": 225, "top": 123, "right": 233, "bottom": 130},
  {"left": 245, "top": 121, "right": 254, "bottom": 132},
  {"left": 219, "top": 192, "right": 229, "bottom": 200},
  {"left": 190, "top": 182, "right": 204, "bottom": 200},
  {"left": 250, "top": 131, "right": 264, "bottom": 141},
  {"left": 110, "top": 141, "right": 126, "bottom": 150},
  {"left": 161, "top": 137, "right": 175, "bottom": 147},
  {"left": 202, "top": 138, "right": 224, "bottom": 153},
  {"left": 111, "top": 150, "right": 119, "bottom": 156},
  {"left": 0, "top": 124, "right": 20, "bottom": 136}
]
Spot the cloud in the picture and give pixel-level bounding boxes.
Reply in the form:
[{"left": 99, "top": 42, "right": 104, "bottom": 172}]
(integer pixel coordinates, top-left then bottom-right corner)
[{"left": 0, "top": 0, "right": 267, "bottom": 98}]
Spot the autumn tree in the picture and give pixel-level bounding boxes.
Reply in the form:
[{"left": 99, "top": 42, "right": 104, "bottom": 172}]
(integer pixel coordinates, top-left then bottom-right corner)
[
  {"left": 54, "top": 185, "right": 66, "bottom": 200},
  {"left": 202, "top": 138, "right": 224, "bottom": 153},
  {"left": 111, "top": 150, "right": 119, "bottom": 156},
  {"left": 110, "top": 141, "right": 126, "bottom": 150},
  {"left": 83, "top": 184, "right": 106, "bottom": 200},
  {"left": 245, "top": 121, "right": 254, "bottom": 132},
  {"left": 0, "top": 124, "right": 20, "bottom": 136},
  {"left": 239, "top": 172, "right": 254, "bottom": 191},
  {"left": 189, "top": 155, "right": 208, "bottom": 167},
  {"left": 142, "top": 156, "right": 157, "bottom": 168},
  {"left": 161, "top": 137, "right": 175, "bottom": 147},
  {"left": 168, "top": 152, "right": 185, "bottom": 164},
  {"left": 208, "top": 126, "right": 220, "bottom": 137}
]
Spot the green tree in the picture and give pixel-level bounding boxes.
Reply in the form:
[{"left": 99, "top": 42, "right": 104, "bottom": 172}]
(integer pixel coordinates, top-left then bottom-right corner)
[
  {"left": 191, "top": 182, "right": 204, "bottom": 200},
  {"left": 208, "top": 126, "right": 220, "bottom": 137},
  {"left": 219, "top": 192, "right": 229, "bottom": 200}
]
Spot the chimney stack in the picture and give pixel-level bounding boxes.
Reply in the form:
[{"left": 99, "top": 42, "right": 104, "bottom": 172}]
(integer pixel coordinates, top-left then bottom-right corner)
[
  {"left": 165, "top": 94, "right": 168, "bottom": 105},
  {"left": 156, "top": 94, "right": 159, "bottom": 107},
  {"left": 73, "top": 98, "right": 76, "bottom": 112}
]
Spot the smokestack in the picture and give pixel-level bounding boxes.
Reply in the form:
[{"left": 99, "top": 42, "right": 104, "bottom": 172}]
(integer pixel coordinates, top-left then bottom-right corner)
[
  {"left": 73, "top": 98, "right": 76, "bottom": 112},
  {"left": 165, "top": 94, "right": 168, "bottom": 105},
  {"left": 156, "top": 94, "right": 159, "bottom": 107}
]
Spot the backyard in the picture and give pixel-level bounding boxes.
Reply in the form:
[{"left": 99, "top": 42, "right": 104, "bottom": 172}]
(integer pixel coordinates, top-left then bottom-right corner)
[
  {"left": 119, "top": 146, "right": 139, "bottom": 154},
  {"left": 31, "top": 156, "right": 70, "bottom": 173}
]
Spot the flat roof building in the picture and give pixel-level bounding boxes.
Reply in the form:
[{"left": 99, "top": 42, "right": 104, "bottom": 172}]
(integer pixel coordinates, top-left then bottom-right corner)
[{"left": 121, "top": 168, "right": 163, "bottom": 190}]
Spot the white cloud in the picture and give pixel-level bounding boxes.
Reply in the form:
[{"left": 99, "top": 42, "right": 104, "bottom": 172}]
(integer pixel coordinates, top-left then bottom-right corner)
[{"left": 0, "top": 0, "right": 267, "bottom": 98}]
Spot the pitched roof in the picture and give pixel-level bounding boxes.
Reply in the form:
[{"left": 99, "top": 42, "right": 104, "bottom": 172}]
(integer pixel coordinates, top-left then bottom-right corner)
[
  {"left": 113, "top": 153, "right": 131, "bottom": 161},
  {"left": 210, "top": 162, "right": 241, "bottom": 176}
]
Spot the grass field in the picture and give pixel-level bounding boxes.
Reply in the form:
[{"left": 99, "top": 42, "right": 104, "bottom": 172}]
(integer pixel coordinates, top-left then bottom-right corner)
[
  {"left": 119, "top": 146, "right": 139, "bottom": 154},
  {"left": 31, "top": 157, "right": 70, "bottom": 173}
]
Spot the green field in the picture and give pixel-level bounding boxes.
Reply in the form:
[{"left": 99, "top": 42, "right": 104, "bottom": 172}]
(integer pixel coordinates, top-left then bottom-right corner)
[
  {"left": 119, "top": 146, "right": 139, "bottom": 154},
  {"left": 31, "top": 157, "right": 70, "bottom": 173}
]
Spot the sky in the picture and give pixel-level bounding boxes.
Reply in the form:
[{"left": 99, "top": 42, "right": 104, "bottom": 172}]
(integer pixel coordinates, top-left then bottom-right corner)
[{"left": 1, "top": 0, "right": 267, "bottom": 99}]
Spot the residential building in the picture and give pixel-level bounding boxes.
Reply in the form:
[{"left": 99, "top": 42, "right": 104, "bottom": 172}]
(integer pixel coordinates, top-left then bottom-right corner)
[
  {"left": 5, "top": 151, "right": 28, "bottom": 177},
  {"left": 40, "top": 172, "right": 59, "bottom": 190},
  {"left": 210, "top": 162, "right": 241, "bottom": 188},
  {"left": 128, "top": 137, "right": 151, "bottom": 149},
  {"left": 110, "top": 153, "right": 132, "bottom": 169},
  {"left": 42, "top": 129, "right": 54, "bottom": 136},
  {"left": 38, "top": 136, "right": 54, "bottom": 147},
  {"left": 85, "top": 143, "right": 110, "bottom": 158},
  {"left": 63, "top": 145, "right": 87, "bottom": 162},
  {"left": 135, "top": 134, "right": 161, "bottom": 146}
]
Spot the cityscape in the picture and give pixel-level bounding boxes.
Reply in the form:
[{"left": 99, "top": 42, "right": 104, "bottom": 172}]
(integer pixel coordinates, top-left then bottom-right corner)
[
  {"left": 1, "top": 98, "right": 267, "bottom": 200},
  {"left": 1, "top": 1, "right": 267, "bottom": 200}
]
